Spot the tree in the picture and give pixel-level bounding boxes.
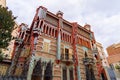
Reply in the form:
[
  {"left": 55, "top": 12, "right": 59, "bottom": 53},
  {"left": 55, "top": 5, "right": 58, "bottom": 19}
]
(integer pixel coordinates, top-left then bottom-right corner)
[
  {"left": 0, "top": 50, "right": 4, "bottom": 62},
  {"left": 0, "top": 5, "right": 16, "bottom": 60},
  {"left": 115, "top": 64, "right": 120, "bottom": 71}
]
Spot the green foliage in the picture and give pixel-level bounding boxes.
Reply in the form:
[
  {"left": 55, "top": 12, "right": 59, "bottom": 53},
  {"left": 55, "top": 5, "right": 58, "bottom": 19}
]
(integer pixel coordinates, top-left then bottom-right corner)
[
  {"left": 0, "top": 50, "right": 4, "bottom": 62},
  {"left": 115, "top": 64, "right": 120, "bottom": 70},
  {"left": 0, "top": 5, "right": 16, "bottom": 48}
]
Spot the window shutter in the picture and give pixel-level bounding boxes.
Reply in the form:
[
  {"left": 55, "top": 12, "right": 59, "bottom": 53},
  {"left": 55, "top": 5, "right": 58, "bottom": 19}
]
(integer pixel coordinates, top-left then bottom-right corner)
[{"left": 69, "top": 49, "right": 73, "bottom": 59}]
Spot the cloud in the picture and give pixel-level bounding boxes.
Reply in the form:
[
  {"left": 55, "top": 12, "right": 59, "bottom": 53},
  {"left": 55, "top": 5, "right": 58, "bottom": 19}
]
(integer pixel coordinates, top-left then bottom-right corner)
[{"left": 7, "top": 0, "right": 120, "bottom": 54}]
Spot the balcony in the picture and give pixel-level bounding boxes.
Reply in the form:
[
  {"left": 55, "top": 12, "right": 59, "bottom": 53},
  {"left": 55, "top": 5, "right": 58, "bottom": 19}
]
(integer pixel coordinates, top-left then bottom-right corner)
[
  {"left": 83, "top": 57, "right": 94, "bottom": 65},
  {"left": 61, "top": 53, "right": 74, "bottom": 64},
  {"left": 92, "top": 48, "right": 98, "bottom": 54},
  {"left": 33, "top": 28, "right": 39, "bottom": 36}
]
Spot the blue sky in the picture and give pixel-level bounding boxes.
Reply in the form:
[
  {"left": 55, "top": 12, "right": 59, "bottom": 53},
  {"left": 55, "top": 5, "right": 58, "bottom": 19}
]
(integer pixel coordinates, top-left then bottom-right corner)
[{"left": 7, "top": 0, "right": 120, "bottom": 54}]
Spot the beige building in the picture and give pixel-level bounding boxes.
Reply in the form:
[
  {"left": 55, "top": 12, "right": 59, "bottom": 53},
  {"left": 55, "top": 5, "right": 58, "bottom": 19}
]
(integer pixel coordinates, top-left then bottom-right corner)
[
  {"left": 2, "top": 23, "right": 19, "bottom": 59},
  {"left": 96, "top": 42, "right": 109, "bottom": 67},
  {"left": 0, "top": 0, "right": 6, "bottom": 7},
  {"left": 106, "top": 43, "right": 120, "bottom": 79}
]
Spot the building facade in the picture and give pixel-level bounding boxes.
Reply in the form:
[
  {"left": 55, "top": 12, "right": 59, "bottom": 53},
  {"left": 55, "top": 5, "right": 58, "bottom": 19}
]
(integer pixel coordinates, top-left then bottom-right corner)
[
  {"left": 0, "top": 59, "right": 11, "bottom": 76},
  {"left": 8, "top": 6, "right": 99, "bottom": 80},
  {"left": 0, "top": 0, "right": 6, "bottom": 7},
  {"left": 95, "top": 42, "right": 110, "bottom": 80},
  {"left": 106, "top": 43, "right": 120, "bottom": 79},
  {"left": 107, "top": 43, "right": 120, "bottom": 67},
  {"left": 96, "top": 42, "right": 109, "bottom": 67}
]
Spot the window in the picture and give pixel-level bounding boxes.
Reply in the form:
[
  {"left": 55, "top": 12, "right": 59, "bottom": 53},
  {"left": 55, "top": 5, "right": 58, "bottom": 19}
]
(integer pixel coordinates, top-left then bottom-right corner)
[
  {"left": 43, "top": 39, "right": 50, "bottom": 52},
  {"left": 69, "top": 68, "right": 74, "bottom": 80},
  {"left": 44, "top": 61, "right": 53, "bottom": 80},
  {"left": 63, "top": 47, "right": 73, "bottom": 60},
  {"left": 32, "top": 60, "right": 42, "bottom": 80},
  {"left": 65, "top": 48, "right": 69, "bottom": 54},
  {"left": 65, "top": 48, "right": 69, "bottom": 60},
  {"left": 62, "top": 67, "right": 74, "bottom": 80},
  {"left": 62, "top": 67, "right": 67, "bottom": 80}
]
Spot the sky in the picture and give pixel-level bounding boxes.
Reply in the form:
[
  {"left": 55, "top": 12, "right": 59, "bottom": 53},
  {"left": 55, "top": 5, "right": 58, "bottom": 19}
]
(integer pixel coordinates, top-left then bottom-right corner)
[{"left": 6, "top": 0, "right": 120, "bottom": 55}]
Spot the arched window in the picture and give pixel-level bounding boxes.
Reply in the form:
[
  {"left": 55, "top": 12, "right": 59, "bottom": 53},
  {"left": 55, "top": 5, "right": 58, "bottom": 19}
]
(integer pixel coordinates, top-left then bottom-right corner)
[
  {"left": 44, "top": 61, "right": 53, "bottom": 80},
  {"left": 69, "top": 68, "right": 74, "bottom": 80},
  {"left": 84, "top": 51, "right": 96, "bottom": 80},
  {"left": 62, "top": 67, "right": 67, "bottom": 80},
  {"left": 32, "top": 60, "right": 42, "bottom": 80}
]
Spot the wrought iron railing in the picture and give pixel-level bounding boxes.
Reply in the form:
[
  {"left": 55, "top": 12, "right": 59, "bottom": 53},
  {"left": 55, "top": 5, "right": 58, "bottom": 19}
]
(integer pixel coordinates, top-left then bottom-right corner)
[
  {"left": 61, "top": 53, "right": 74, "bottom": 62},
  {"left": 92, "top": 48, "right": 98, "bottom": 54},
  {"left": 83, "top": 57, "right": 94, "bottom": 65}
]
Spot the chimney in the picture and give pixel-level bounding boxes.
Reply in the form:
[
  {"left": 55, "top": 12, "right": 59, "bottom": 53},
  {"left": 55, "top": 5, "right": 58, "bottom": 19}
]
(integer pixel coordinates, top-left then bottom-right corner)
[
  {"left": 84, "top": 24, "right": 91, "bottom": 31},
  {"left": 56, "top": 11, "right": 63, "bottom": 18}
]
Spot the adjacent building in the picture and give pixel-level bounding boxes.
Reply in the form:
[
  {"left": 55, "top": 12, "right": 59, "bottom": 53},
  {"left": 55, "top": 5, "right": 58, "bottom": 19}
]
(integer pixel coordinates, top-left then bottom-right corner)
[
  {"left": 0, "top": 0, "right": 6, "bottom": 7},
  {"left": 2, "top": 23, "right": 19, "bottom": 59},
  {"left": 0, "top": 22, "right": 19, "bottom": 77},
  {"left": 107, "top": 43, "right": 120, "bottom": 68},
  {"left": 106, "top": 43, "right": 120, "bottom": 79},
  {"left": 96, "top": 42, "right": 109, "bottom": 67},
  {"left": 8, "top": 6, "right": 100, "bottom": 80},
  {"left": 0, "top": 59, "right": 11, "bottom": 76}
]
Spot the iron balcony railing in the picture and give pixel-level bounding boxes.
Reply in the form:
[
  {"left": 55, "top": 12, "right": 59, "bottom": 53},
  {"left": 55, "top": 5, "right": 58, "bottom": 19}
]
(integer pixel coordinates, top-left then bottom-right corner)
[
  {"left": 61, "top": 53, "right": 74, "bottom": 63},
  {"left": 83, "top": 57, "right": 94, "bottom": 65},
  {"left": 92, "top": 48, "right": 98, "bottom": 54}
]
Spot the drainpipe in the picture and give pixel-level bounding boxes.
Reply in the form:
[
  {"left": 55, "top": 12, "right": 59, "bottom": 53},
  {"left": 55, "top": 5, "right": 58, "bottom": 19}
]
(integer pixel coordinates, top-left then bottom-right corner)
[
  {"left": 56, "top": 11, "right": 63, "bottom": 62},
  {"left": 57, "top": 31, "right": 61, "bottom": 60}
]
